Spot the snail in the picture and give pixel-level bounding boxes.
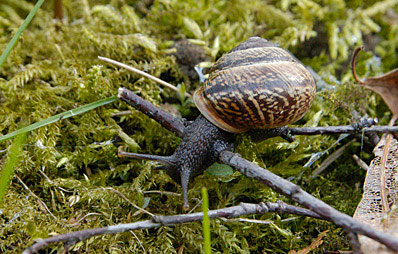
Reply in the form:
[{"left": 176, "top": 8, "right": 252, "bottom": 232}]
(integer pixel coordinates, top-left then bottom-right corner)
[{"left": 119, "top": 37, "right": 316, "bottom": 210}]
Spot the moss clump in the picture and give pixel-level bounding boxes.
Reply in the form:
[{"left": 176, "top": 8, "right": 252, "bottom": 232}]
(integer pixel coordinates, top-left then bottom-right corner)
[{"left": 0, "top": 0, "right": 397, "bottom": 253}]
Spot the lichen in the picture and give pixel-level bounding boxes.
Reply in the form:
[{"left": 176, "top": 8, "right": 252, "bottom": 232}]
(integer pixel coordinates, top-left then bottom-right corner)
[{"left": 0, "top": 0, "right": 397, "bottom": 253}]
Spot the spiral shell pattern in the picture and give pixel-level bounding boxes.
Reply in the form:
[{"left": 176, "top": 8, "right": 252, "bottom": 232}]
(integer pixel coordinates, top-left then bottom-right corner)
[{"left": 194, "top": 37, "right": 316, "bottom": 133}]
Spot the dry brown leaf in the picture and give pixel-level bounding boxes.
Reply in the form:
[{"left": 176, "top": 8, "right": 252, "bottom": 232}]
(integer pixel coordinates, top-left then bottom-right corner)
[
  {"left": 288, "top": 230, "right": 328, "bottom": 254},
  {"left": 352, "top": 47, "right": 398, "bottom": 253},
  {"left": 353, "top": 136, "right": 398, "bottom": 254},
  {"left": 352, "top": 46, "right": 398, "bottom": 117}
]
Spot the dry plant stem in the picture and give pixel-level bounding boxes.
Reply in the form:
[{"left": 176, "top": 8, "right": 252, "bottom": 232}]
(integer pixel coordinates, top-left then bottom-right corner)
[
  {"left": 99, "top": 56, "right": 191, "bottom": 97},
  {"left": 380, "top": 117, "right": 398, "bottom": 222},
  {"left": 351, "top": 46, "right": 366, "bottom": 84},
  {"left": 380, "top": 133, "right": 392, "bottom": 216},
  {"left": 143, "top": 190, "right": 181, "bottom": 196},
  {"left": 22, "top": 201, "right": 323, "bottom": 254},
  {"left": 152, "top": 201, "right": 325, "bottom": 225},
  {"left": 15, "top": 175, "right": 57, "bottom": 220},
  {"left": 54, "top": 0, "right": 63, "bottom": 21},
  {"left": 129, "top": 230, "right": 146, "bottom": 253},
  {"left": 352, "top": 155, "right": 370, "bottom": 171},
  {"left": 248, "top": 126, "right": 398, "bottom": 144},
  {"left": 66, "top": 213, "right": 101, "bottom": 227},
  {"left": 118, "top": 87, "right": 185, "bottom": 138},
  {"left": 220, "top": 151, "right": 398, "bottom": 251},
  {"left": 220, "top": 217, "right": 274, "bottom": 224},
  {"left": 311, "top": 139, "right": 355, "bottom": 178},
  {"left": 289, "top": 125, "right": 398, "bottom": 136},
  {"left": 347, "top": 231, "right": 363, "bottom": 254}
]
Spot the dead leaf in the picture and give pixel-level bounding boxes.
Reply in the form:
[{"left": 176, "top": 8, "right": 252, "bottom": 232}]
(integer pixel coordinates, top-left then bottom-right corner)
[
  {"left": 288, "top": 230, "right": 328, "bottom": 254},
  {"left": 352, "top": 46, "right": 398, "bottom": 117},
  {"left": 353, "top": 135, "right": 398, "bottom": 254}
]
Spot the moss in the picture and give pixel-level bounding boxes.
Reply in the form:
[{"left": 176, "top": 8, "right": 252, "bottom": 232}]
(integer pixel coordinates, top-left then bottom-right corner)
[{"left": 0, "top": 0, "right": 397, "bottom": 253}]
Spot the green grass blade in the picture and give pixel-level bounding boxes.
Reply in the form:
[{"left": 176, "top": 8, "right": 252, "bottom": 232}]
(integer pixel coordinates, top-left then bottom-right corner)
[
  {"left": 0, "top": 133, "right": 27, "bottom": 205},
  {"left": 202, "top": 187, "right": 211, "bottom": 254},
  {"left": 0, "top": 0, "right": 46, "bottom": 68},
  {"left": 0, "top": 96, "right": 118, "bottom": 143}
]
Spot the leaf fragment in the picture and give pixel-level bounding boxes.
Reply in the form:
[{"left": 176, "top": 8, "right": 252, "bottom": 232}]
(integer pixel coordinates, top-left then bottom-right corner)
[
  {"left": 352, "top": 46, "right": 398, "bottom": 117},
  {"left": 288, "top": 230, "right": 328, "bottom": 254}
]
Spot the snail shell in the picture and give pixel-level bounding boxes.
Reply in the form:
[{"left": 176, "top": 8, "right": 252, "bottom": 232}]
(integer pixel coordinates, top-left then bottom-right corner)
[{"left": 193, "top": 37, "right": 316, "bottom": 133}]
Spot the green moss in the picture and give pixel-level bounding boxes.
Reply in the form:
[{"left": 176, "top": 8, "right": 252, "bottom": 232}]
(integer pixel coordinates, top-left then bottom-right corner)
[{"left": 0, "top": 0, "right": 397, "bottom": 253}]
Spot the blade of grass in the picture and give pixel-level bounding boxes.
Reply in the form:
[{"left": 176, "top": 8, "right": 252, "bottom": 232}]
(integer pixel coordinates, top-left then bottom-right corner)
[
  {"left": 202, "top": 187, "right": 211, "bottom": 254},
  {"left": 0, "top": 96, "right": 118, "bottom": 143},
  {"left": 0, "top": 0, "right": 46, "bottom": 68},
  {"left": 0, "top": 133, "right": 27, "bottom": 205}
]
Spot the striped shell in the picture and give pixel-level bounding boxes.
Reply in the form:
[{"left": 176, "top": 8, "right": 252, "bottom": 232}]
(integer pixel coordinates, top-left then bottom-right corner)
[{"left": 193, "top": 37, "right": 316, "bottom": 133}]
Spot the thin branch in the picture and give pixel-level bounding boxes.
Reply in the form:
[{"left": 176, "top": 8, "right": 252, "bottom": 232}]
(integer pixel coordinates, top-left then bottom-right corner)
[
  {"left": 22, "top": 201, "right": 324, "bottom": 253},
  {"left": 143, "top": 190, "right": 181, "bottom": 196},
  {"left": 129, "top": 231, "right": 146, "bottom": 253},
  {"left": 347, "top": 231, "right": 363, "bottom": 254},
  {"left": 66, "top": 213, "right": 101, "bottom": 227},
  {"left": 352, "top": 155, "right": 370, "bottom": 171},
  {"left": 152, "top": 201, "right": 325, "bottom": 225},
  {"left": 54, "top": 0, "right": 63, "bottom": 21},
  {"left": 111, "top": 110, "right": 132, "bottom": 116},
  {"left": 311, "top": 139, "right": 355, "bottom": 178},
  {"left": 220, "top": 151, "right": 398, "bottom": 251},
  {"left": 118, "top": 87, "right": 186, "bottom": 138},
  {"left": 98, "top": 56, "right": 191, "bottom": 97},
  {"left": 23, "top": 219, "right": 159, "bottom": 254},
  {"left": 289, "top": 125, "right": 398, "bottom": 136},
  {"left": 220, "top": 217, "right": 274, "bottom": 224},
  {"left": 248, "top": 125, "right": 398, "bottom": 144}
]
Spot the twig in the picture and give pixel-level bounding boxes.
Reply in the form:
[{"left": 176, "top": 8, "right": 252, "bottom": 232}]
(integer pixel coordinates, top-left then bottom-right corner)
[
  {"left": 311, "top": 140, "right": 355, "bottom": 178},
  {"left": 111, "top": 110, "right": 132, "bottom": 116},
  {"left": 188, "top": 198, "right": 202, "bottom": 214},
  {"left": 352, "top": 155, "right": 370, "bottom": 171},
  {"left": 118, "top": 88, "right": 186, "bottom": 138},
  {"left": 54, "top": 0, "right": 63, "bottom": 21},
  {"left": 98, "top": 56, "right": 191, "bottom": 97},
  {"left": 219, "top": 151, "right": 398, "bottom": 251},
  {"left": 15, "top": 175, "right": 57, "bottom": 220},
  {"left": 289, "top": 125, "right": 398, "bottom": 136},
  {"left": 129, "top": 231, "right": 146, "bottom": 253},
  {"left": 326, "top": 251, "right": 352, "bottom": 254},
  {"left": 66, "top": 213, "right": 101, "bottom": 227},
  {"left": 22, "top": 201, "right": 325, "bottom": 253},
  {"left": 220, "top": 217, "right": 274, "bottom": 224},
  {"left": 280, "top": 217, "right": 300, "bottom": 223},
  {"left": 143, "top": 190, "right": 181, "bottom": 196},
  {"left": 346, "top": 231, "right": 363, "bottom": 254},
  {"left": 152, "top": 201, "right": 325, "bottom": 225}
]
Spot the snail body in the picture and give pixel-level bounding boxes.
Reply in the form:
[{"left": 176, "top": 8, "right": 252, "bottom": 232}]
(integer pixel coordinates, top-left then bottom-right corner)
[{"left": 120, "top": 37, "right": 316, "bottom": 210}]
